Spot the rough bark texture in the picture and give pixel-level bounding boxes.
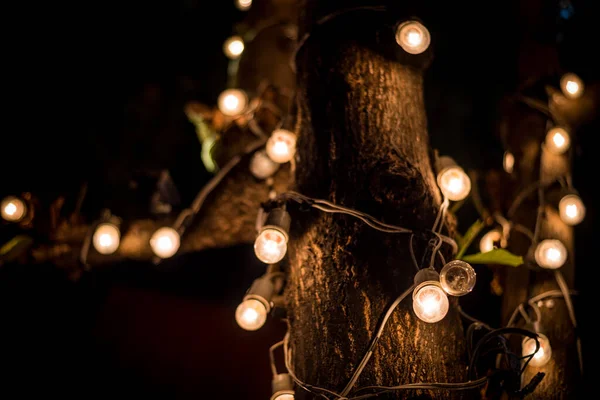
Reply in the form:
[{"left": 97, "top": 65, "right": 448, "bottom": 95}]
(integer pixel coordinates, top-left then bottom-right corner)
[{"left": 285, "top": 3, "right": 468, "bottom": 398}]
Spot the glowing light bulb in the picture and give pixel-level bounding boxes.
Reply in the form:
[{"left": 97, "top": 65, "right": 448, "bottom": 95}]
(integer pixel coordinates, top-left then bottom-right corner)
[
  {"left": 250, "top": 149, "right": 280, "bottom": 179},
  {"left": 395, "top": 20, "right": 430, "bottom": 54},
  {"left": 92, "top": 223, "right": 120, "bottom": 255},
  {"left": 150, "top": 227, "right": 180, "bottom": 259},
  {"left": 545, "top": 127, "right": 570, "bottom": 155},
  {"left": 503, "top": 151, "right": 515, "bottom": 173},
  {"left": 534, "top": 239, "right": 567, "bottom": 269},
  {"left": 560, "top": 73, "right": 584, "bottom": 99},
  {"left": 254, "top": 227, "right": 288, "bottom": 264},
  {"left": 412, "top": 281, "right": 449, "bottom": 323},
  {"left": 266, "top": 129, "right": 297, "bottom": 164},
  {"left": 559, "top": 194, "right": 585, "bottom": 225},
  {"left": 235, "top": 0, "right": 252, "bottom": 11},
  {"left": 522, "top": 333, "right": 552, "bottom": 367},
  {"left": 218, "top": 89, "right": 247, "bottom": 116},
  {"left": 437, "top": 166, "right": 471, "bottom": 201},
  {"left": 272, "top": 394, "right": 294, "bottom": 400},
  {"left": 235, "top": 298, "right": 268, "bottom": 331},
  {"left": 440, "top": 260, "right": 476, "bottom": 296},
  {"left": 480, "top": 229, "right": 502, "bottom": 253},
  {"left": 223, "top": 35, "right": 244, "bottom": 59},
  {"left": 1, "top": 196, "right": 27, "bottom": 222}
]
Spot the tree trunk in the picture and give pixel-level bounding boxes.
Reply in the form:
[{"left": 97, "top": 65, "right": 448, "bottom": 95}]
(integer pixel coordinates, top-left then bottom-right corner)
[{"left": 285, "top": 3, "right": 468, "bottom": 398}]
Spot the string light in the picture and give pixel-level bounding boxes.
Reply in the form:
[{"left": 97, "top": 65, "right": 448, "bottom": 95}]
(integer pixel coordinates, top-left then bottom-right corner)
[
  {"left": 558, "top": 193, "right": 585, "bottom": 226},
  {"left": 218, "top": 88, "right": 248, "bottom": 116},
  {"left": 534, "top": 239, "right": 567, "bottom": 269},
  {"left": 395, "top": 20, "right": 431, "bottom": 54},
  {"left": 0, "top": 196, "right": 27, "bottom": 222},
  {"left": 503, "top": 151, "right": 515, "bottom": 173},
  {"left": 235, "top": 0, "right": 252, "bottom": 11},
  {"left": 436, "top": 156, "right": 471, "bottom": 201},
  {"left": 479, "top": 229, "right": 502, "bottom": 253},
  {"left": 249, "top": 149, "right": 280, "bottom": 179},
  {"left": 92, "top": 223, "right": 120, "bottom": 255},
  {"left": 522, "top": 333, "right": 552, "bottom": 367},
  {"left": 439, "top": 260, "right": 476, "bottom": 296},
  {"left": 412, "top": 269, "right": 449, "bottom": 323},
  {"left": 270, "top": 373, "right": 295, "bottom": 400},
  {"left": 150, "top": 227, "right": 181, "bottom": 259},
  {"left": 254, "top": 208, "right": 291, "bottom": 264},
  {"left": 266, "top": 129, "right": 297, "bottom": 164},
  {"left": 223, "top": 35, "right": 245, "bottom": 59},
  {"left": 544, "top": 127, "right": 570, "bottom": 155},
  {"left": 235, "top": 275, "right": 275, "bottom": 331},
  {"left": 560, "top": 73, "right": 584, "bottom": 99}
]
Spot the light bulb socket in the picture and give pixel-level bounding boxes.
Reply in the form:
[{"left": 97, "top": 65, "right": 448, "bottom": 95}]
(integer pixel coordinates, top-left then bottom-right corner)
[
  {"left": 413, "top": 268, "right": 440, "bottom": 285},
  {"left": 245, "top": 276, "right": 276, "bottom": 311},
  {"left": 272, "top": 373, "right": 294, "bottom": 394},
  {"left": 435, "top": 155, "right": 458, "bottom": 174},
  {"left": 262, "top": 208, "right": 291, "bottom": 241}
]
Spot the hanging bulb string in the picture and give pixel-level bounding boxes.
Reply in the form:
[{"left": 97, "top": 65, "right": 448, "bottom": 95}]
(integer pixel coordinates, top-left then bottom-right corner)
[
  {"left": 269, "top": 340, "right": 285, "bottom": 377},
  {"left": 432, "top": 196, "right": 449, "bottom": 233}
]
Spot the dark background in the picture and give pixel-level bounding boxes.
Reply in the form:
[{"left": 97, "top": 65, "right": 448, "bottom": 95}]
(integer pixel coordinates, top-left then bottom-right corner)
[{"left": 0, "top": 1, "right": 596, "bottom": 398}]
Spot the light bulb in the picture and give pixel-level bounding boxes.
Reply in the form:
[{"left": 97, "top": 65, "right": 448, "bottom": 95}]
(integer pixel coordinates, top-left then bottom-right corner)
[
  {"left": 272, "top": 393, "right": 294, "bottom": 400},
  {"left": 254, "top": 227, "right": 288, "bottom": 264},
  {"left": 92, "top": 223, "right": 120, "bottom": 255},
  {"left": 503, "top": 151, "right": 515, "bottom": 173},
  {"left": 1, "top": 196, "right": 27, "bottom": 222},
  {"left": 249, "top": 150, "right": 280, "bottom": 179},
  {"left": 235, "top": 0, "right": 252, "bottom": 11},
  {"left": 480, "top": 229, "right": 502, "bottom": 253},
  {"left": 235, "top": 298, "right": 268, "bottom": 331},
  {"left": 412, "top": 281, "right": 449, "bottom": 323},
  {"left": 559, "top": 194, "right": 585, "bottom": 226},
  {"left": 150, "top": 227, "right": 181, "bottom": 259},
  {"left": 439, "top": 260, "right": 476, "bottom": 296},
  {"left": 534, "top": 239, "right": 567, "bottom": 269},
  {"left": 223, "top": 35, "right": 244, "bottom": 59},
  {"left": 522, "top": 333, "right": 552, "bottom": 367},
  {"left": 544, "top": 127, "right": 570, "bottom": 155},
  {"left": 560, "top": 73, "right": 584, "bottom": 99},
  {"left": 437, "top": 166, "right": 471, "bottom": 201},
  {"left": 218, "top": 89, "right": 247, "bottom": 116},
  {"left": 266, "top": 129, "right": 297, "bottom": 163},
  {"left": 395, "top": 20, "right": 431, "bottom": 54}
]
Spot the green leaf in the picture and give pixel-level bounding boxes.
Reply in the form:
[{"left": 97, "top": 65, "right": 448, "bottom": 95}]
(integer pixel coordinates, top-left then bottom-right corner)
[
  {"left": 460, "top": 249, "right": 524, "bottom": 267},
  {"left": 0, "top": 235, "right": 33, "bottom": 261},
  {"left": 456, "top": 219, "right": 485, "bottom": 259}
]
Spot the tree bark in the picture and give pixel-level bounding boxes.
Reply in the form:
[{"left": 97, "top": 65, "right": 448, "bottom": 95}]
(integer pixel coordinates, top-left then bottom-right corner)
[{"left": 285, "top": 3, "right": 468, "bottom": 398}]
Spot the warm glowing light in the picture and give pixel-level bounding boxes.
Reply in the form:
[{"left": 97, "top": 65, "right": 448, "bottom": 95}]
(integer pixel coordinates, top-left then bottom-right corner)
[
  {"left": 439, "top": 260, "right": 476, "bottom": 296},
  {"left": 559, "top": 194, "right": 585, "bottom": 225},
  {"left": 522, "top": 334, "right": 552, "bottom": 367},
  {"left": 395, "top": 20, "right": 430, "bottom": 54},
  {"left": 235, "top": 0, "right": 252, "bottom": 11},
  {"left": 503, "top": 151, "right": 515, "bottom": 173},
  {"left": 272, "top": 394, "right": 295, "bottom": 400},
  {"left": 254, "top": 227, "right": 288, "bottom": 264},
  {"left": 150, "top": 227, "right": 181, "bottom": 258},
  {"left": 412, "top": 281, "right": 449, "bottom": 323},
  {"left": 266, "top": 129, "right": 297, "bottom": 163},
  {"left": 92, "top": 223, "right": 120, "bottom": 255},
  {"left": 534, "top": 239, "right": 567, "bottom": 269},
  {"left": 1, "top": 196, "right": 27, "bottom": 222},
  {"left": 218, "top": 89, "right": 247, "bottom": 116},
  {"left": 250, "top": 150, "right": 280, "bottom": 179},
  {"left": 437, "top": 167, "right": 471, "bottom": 201},
  {"left": 480, "top": 229, "right": 502, "bottom": 253},
  {"left": 544, "top": 127, "right": 570, "bottom": 155},
  {"left": 235, "top": 298, "right": 268, "bottom": 331},
  {"left": 223, "top": 35, "right": 244, "bottom": 59},
  {"left": 560, "top": 73, "right": 584, "bottom": 99}
]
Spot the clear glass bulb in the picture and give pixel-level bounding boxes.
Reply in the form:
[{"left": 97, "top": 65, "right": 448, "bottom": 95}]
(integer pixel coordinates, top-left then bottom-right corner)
[
  {"left": 1, "top": 196, "right": 27, "bottom": 222},
  {"left": 266, "top": 129, "right": 297, "bottom": 163},
  {"left": 440, "top": 260, "right": 476, "bottom": 296},
  {"left": 480, "top": 229, "right": 502, "bottom": 253},
  {"left": 503, "top": 151, "right": 515, "bottom": 173},
  {"left": 534, "top": 239, "right": 567, "bottom": 269},
  {"left": 150, "top": 227, "right": 181, "bottom": 259},
  {"left": 218, "top": 89, "right": 247, "bottom": 116},
  {"left": 93, "top": 223, "right": 120, "bottom": 255},
  {"left": 235, "top": 0, "right": 252, "bottom": 11},
  {"left": 560, "top": 73, "right": 584, "bottom": 99},
  {"left": 522, "top": 333, "right": 552, "bottom": 367},
  {"left": 559, "top": 194, "right": 585, "bottom": 226},
  {"left": 249, "top": 150, "right": 280, "bottom": 179},
  {"left": 545, "top": 127, "right": 570, "bottom": 155},
  {"left": 437, "top": 167, "right": 471, "bottom": 201},
  {"left": 273, "top": 394, "right": 295, "bottom": 400},
  {"left": 412, "top": 281, "right": 449, "bottom": 323},
  {"left": 254, "top": 227, "right": 288, "bottom": 264},
  {"left": 235, "top": 298, "right": 268, "bottom": 331},
  {"left": 223, "top": 35, "right": 244, "bottom": 59},
  {"left": 395, "top": 21, "right": 430, "bottom": 54}
]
